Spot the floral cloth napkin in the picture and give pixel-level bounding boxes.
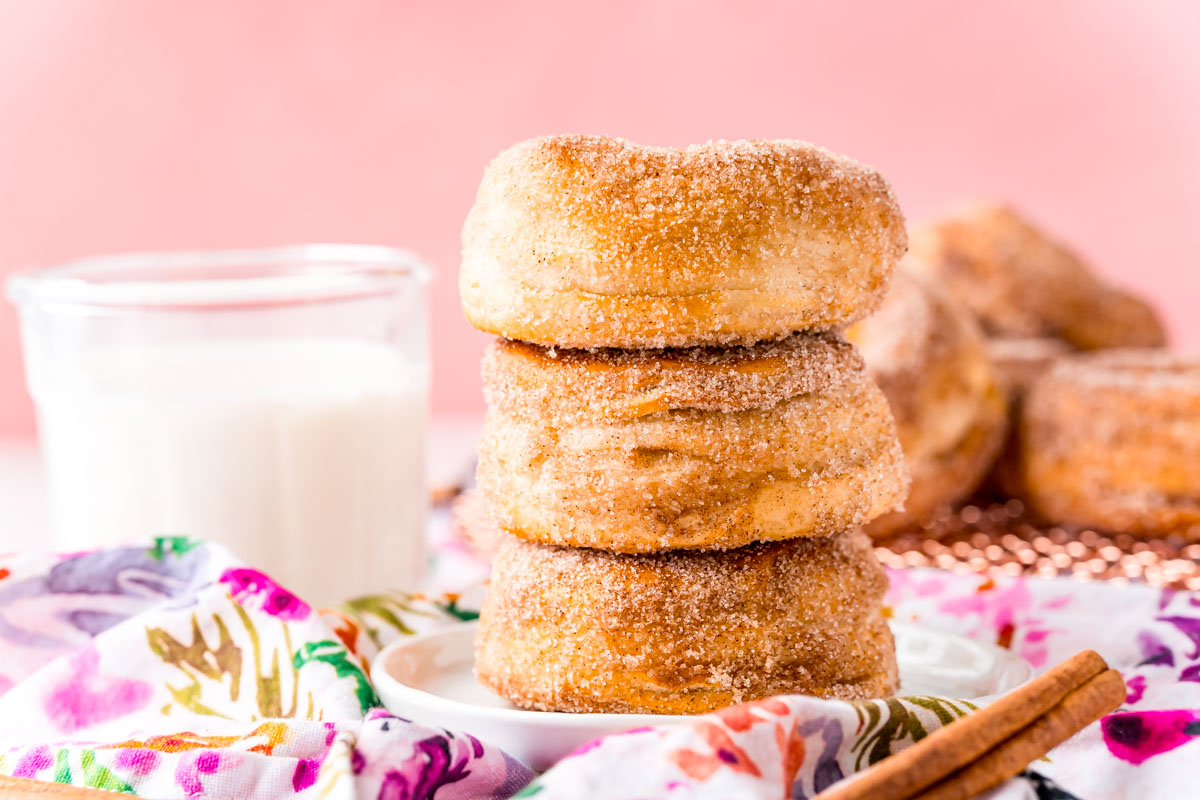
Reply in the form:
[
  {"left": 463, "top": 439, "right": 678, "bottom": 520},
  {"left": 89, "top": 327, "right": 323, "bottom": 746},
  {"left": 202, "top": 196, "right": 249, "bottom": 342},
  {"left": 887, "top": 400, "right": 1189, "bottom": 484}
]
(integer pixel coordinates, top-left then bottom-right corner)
[
  {"left": 0, "top": 535, "right": 1197, "bottom": 799},
  {"left": 0, "top": 539, "right": 528, "bottom": 799}
]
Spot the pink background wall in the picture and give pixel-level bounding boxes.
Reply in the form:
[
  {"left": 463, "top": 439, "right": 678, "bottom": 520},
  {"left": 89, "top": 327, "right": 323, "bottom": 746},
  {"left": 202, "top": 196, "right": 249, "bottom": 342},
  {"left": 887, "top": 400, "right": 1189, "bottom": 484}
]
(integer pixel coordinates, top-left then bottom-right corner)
[{"left": 1, "top": 1, "right": 1198, "bottom": 437}]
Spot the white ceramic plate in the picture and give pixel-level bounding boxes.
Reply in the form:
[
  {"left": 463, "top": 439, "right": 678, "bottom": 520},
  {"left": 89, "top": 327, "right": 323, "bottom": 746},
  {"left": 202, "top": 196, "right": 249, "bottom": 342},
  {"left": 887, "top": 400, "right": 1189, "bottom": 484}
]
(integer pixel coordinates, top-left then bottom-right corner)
[{"left": 372, "top": 622, "right": 1033, "bottom": 771}]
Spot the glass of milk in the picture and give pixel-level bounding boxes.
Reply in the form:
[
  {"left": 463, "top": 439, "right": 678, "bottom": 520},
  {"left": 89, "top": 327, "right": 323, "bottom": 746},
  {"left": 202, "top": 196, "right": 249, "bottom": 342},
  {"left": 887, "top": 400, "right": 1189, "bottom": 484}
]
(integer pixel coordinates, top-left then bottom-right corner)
[{"left": 8, "top": 245, "right": 431, "bottom": 606}]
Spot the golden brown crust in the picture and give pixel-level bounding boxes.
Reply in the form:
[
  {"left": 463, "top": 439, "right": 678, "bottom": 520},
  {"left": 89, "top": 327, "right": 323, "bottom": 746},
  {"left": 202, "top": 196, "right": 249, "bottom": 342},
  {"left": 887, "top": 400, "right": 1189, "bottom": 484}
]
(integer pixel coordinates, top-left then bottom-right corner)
[
  {"left": 475, "top": 531, "right": 897, "bottom": 714},
  {"left": 984, "top": 337, "right": 1073, "bottom": 498},
  {"left": 847, "top": 271, "right": 1008, "bottom": 535},
  {"left": 477, "top": 335, "right": 909, "bottom": 552},
  {"left": 461, "top": 135, "right": 907, "bottom": 348},
  {"left": 908, "top": 204, "right": 1166, "bottom": 351},
  {"left": 1022, "top": 350, "right": 1200, "bottom": 536}
]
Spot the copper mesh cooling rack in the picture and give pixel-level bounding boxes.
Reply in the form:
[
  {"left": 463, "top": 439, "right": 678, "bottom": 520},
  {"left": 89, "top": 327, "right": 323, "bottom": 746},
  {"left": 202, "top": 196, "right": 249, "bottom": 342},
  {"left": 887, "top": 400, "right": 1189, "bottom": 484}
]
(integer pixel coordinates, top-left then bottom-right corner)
[
  {"left": 450, "top": 490, "right": 1200, "bottom": 591},
  {"left": 872, "top": 499, "right": 1200, "bottom": 591}
]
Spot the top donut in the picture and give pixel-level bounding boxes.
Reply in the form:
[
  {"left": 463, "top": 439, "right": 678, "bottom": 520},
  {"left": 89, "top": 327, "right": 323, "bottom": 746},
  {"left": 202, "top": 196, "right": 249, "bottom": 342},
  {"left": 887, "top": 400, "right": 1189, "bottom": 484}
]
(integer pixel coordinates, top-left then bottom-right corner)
[{"left": 460, "top": 135, "right": 907, "bottom": 348}]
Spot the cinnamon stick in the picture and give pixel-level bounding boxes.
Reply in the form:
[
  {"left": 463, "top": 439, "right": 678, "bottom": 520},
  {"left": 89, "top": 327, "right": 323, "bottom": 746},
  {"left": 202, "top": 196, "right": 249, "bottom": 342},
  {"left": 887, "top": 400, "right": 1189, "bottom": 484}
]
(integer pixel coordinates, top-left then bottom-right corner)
[
  {"left": 912, "top": 669, "right": 1125, "bottom": 800},
  {"left": 814, "top": 649, "right": 1113, "bottom": 800}
]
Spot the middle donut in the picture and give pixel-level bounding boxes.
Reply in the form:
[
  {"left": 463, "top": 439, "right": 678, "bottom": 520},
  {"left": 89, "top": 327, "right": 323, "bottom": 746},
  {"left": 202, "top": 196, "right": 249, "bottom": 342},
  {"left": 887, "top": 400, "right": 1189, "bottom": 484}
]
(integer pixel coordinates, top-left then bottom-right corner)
[{"left": 477, "top": 331, "right": 909, "bottom": 553}]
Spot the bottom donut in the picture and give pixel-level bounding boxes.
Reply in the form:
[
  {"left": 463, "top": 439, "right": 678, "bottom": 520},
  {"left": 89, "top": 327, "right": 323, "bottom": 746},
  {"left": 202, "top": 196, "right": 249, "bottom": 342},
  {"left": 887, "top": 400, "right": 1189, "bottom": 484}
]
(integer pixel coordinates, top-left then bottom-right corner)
[{"left": 475, "top": 530, "right": 897, "bottom": 714}]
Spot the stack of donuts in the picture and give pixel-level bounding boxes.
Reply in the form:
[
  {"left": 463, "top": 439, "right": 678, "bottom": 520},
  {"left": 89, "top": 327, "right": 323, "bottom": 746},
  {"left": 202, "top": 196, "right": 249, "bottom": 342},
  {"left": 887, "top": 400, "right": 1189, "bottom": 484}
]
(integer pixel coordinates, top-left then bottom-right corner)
[{"left": 459, "top": 135, "right": 911, "bottom": 714}]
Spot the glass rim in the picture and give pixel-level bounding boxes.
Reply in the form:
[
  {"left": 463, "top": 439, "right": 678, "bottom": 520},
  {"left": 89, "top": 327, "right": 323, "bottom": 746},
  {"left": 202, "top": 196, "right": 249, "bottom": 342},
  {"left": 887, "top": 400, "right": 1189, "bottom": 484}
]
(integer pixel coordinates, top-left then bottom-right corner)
[{"left": 6, "top": 244, "right": 434, "bottom": 312}]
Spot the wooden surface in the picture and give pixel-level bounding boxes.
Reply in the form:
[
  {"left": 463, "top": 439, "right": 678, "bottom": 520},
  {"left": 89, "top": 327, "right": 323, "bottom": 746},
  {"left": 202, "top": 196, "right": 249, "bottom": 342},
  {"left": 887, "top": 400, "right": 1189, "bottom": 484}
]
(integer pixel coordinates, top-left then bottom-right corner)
[{"left": 0, "top": 775, "right": 124, "bottom": 799}]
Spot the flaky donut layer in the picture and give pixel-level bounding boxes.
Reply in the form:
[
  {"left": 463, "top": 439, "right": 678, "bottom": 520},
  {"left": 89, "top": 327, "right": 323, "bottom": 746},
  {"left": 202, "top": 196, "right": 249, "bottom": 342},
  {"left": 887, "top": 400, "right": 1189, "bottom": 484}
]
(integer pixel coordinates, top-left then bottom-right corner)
[
  {"left": 908, "top": 204, "right": 1166, "bottom": 351},
  {"left": 847, "top": 270, "right": 1007, "bottom": 534},
  {"left": 461, "top": 136, "right": 907, "bottom": 348},
  {"left": 483, "top": 331, "right": 866, "bottom": 423},
  {"left": 475, "top": 531, "right": 897, "bottom": 714},
  {"left": 477, "top": 334, "right": 908, "bottom": 552},
  {"left": 1023, "top": 350, "right": 1200, "bottom": 536}
]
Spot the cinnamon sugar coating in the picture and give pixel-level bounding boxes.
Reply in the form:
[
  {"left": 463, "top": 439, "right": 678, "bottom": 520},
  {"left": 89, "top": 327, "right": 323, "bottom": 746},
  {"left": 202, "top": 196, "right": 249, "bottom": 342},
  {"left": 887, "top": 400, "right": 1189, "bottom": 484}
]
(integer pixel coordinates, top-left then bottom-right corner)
[
  {"left": 475, "top": 531, "right": 897, "bottom": 714},
  {"left": 477, "top": 334, "right": 908, "bottom": 552},
  {"left": 908, "top": 204, "right": 1166, "bottom": 350},
  {"left": 847, "top": 270, "right": 1007, "bottom": 536},
  {"left": 461, "top": 135, "right": 907, "bottom": 348},
  {"left": 1023, "top": 350, "right": 1200, "bottom": 536},
  {"left": 483, "top": 331, "right": 864, "bottom": 424}
]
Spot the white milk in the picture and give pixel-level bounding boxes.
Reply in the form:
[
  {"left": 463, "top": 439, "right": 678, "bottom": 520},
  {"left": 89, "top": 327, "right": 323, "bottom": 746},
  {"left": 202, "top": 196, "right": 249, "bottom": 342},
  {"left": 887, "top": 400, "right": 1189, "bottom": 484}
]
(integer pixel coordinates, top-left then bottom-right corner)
[{"left": 30, "top": 338, "right": 427, "bottom": 605}]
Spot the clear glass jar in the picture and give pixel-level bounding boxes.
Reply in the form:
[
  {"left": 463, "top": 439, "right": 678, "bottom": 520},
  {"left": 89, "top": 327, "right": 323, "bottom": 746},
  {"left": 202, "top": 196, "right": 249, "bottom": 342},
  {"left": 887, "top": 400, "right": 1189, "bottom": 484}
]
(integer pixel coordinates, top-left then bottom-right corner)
[{"left": 8, "top": 244, "right": 432, "bottom": 605}]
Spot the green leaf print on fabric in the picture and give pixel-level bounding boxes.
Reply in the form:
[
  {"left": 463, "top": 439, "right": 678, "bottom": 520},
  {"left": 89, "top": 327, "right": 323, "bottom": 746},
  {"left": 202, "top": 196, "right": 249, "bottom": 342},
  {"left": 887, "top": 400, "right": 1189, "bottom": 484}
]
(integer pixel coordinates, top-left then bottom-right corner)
[
  {"left": 147, "top": 537, "right": 204, "bottom": 561},
  {"left": 340, "top": 594, "right": 439, "bottom": 648},
  {"left": 437, "top": 595, "right": 481, "bottom": 622},
  {"left": 80, "top": 750, "right": 134, "bottom": 793},
  {"left": 908, "top": 696, "right": 978, "bottom": 726},
  {"left": 849, "top": 696, "right": 976, "bottom": 770},
  {"left": 292, "top": 641, "right": 380, "bottom": 715},
  {"left": 147, "top": 613, "right": 243, "bottom": 718},
  {"left": 53, "top": 749, "right": 71, "bottom": 784},
  {"left": 229, "top": 602, "right": 300, "bottom": 719}
]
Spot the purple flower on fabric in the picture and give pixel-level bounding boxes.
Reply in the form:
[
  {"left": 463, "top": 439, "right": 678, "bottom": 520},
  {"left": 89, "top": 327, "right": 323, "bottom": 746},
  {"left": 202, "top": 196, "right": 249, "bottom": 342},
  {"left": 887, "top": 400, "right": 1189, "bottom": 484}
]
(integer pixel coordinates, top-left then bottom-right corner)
[
  {"left": 1158, "top": 588, "right": 1179, "bottom": 611},
  {"left": 218, "top": 568, "right": 310, "bottom": 621},
  {"left": 1158, "top": 616, "right": 1200, "bottom": 659},
  {"left": 797, "top": 717, "right": 847, "bottom": 793},
  {"left": 1103, "top": 710, "right": 1200, "bottom": 765},
  {"left": 13, "top": 746, "right": 52, "bottom": 778},
  {"left": 1136, "top": 630, "right": 1175, "bottom": 667},
  {"left": 1180, "top": 664, "right": 1200, "bottom": 684},
  {"left": 377, "top": 736, "right": 472, "bottom": 800},
  {"left": 1124, "top": 675, "right": 1147, "bottom": 704},
  {"left": 113, "top": 748, "right": 160, "bottom": 776},
  {"left": 293, "top": 758, "right": 320, "bottom": 792},
  {"left": 466, "top": 734, "right": 485, "bottom": 759},
  {"left": 174, "top": 749, "right": 223, "bottom": 795},
  {"left": 43, "top": 646, "right": 151, "bottom": 733}
]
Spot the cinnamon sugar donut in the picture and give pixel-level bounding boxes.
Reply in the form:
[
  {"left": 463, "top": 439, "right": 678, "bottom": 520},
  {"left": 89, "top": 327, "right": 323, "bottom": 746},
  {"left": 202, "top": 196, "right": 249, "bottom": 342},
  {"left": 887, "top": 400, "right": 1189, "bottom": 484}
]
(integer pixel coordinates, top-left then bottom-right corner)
[
  {"left": 460, "top": 135, "right": 907, "bottom": 348},
  {"left": 477, "top": 332, "right": 908, "bottom": 552},
  {"left": 846, "top": 270, "right": 1007, "bottom": 535},
  {"left": 475, "top": 530, "right": 897, "bottom": 714},
  {"left": 1023, "top": 350, "right": 1200, "bottom": 536},
  {"left": 908, "top": 204, "right": 1166, "bottom": 351},
  {"left": 984, "top": 337, "right": 1072, "bottom": 498}
]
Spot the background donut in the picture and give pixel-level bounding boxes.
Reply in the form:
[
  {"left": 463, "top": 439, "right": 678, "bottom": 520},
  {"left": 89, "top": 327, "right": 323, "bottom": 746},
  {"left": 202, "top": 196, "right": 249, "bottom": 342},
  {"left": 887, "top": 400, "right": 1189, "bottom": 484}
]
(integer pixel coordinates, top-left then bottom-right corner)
[
  {"left": 908, "top": 204, "right": 1166, "bottom": 351},
  {"left": 1022, "top": 349, "right": 1200, "bottom": 536},
  {"left": 847, "top": 269, "right": 1007, "bottom": 536},
  {"left": 983, "top": 337, "right": 1072, "bottom": 499}
]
